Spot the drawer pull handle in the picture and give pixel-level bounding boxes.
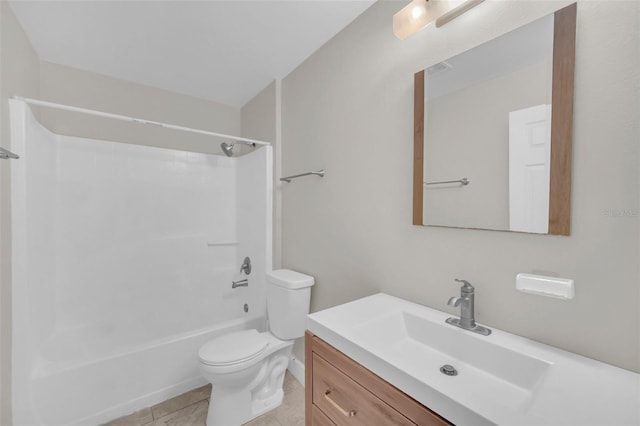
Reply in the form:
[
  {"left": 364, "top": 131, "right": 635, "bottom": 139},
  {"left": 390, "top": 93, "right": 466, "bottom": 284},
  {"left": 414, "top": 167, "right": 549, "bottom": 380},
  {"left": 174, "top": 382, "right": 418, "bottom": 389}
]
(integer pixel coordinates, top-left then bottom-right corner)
[{"left": 324, "top": 390, "right": 357, "bottom": 417}]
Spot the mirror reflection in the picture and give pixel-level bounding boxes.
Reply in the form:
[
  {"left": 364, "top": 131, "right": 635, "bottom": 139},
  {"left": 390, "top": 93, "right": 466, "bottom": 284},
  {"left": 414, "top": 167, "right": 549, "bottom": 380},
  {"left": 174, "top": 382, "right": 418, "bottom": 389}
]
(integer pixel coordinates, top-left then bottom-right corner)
[{"left": 414, "top": 5, "right": 576, "bottom": 235}]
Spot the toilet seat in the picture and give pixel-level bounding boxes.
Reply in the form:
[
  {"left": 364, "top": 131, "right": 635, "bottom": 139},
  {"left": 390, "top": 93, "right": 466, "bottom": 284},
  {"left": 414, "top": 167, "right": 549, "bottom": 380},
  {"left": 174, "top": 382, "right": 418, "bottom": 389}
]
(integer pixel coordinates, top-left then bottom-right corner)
[{"left": 199, "top": 329, "right": 268, "bottom": 366}]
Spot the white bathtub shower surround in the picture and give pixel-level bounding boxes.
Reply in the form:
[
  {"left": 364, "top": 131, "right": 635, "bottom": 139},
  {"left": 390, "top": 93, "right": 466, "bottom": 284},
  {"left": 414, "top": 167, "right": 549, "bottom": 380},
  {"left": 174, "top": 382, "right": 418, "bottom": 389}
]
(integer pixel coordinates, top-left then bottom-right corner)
[{"left": 9, "top": 99, "right": 273, "bottom": 425}]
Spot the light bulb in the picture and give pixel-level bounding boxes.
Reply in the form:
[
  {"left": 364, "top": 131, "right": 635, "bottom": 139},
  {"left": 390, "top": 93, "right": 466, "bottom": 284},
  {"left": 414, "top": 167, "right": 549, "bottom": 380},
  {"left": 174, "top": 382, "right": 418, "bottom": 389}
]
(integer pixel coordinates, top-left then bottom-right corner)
[
  {"left": 411, "top": 4, "right": 426, "bottom": 20},
  {"left": 393, "top": 0, "right": 486, "bottom": 40},
  {"left": 393, "top": 0, "right": 432, "bottom": 40},
  {"left": 393, "top": 0, "right": 451, "bottom": 40}
]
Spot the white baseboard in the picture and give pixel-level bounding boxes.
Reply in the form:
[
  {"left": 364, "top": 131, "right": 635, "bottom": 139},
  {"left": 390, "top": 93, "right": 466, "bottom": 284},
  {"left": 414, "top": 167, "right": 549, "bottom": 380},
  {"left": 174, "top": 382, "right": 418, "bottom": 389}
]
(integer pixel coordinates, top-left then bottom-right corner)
[{"left": 287, "top": 356, "right": 305, "bottom": 387}]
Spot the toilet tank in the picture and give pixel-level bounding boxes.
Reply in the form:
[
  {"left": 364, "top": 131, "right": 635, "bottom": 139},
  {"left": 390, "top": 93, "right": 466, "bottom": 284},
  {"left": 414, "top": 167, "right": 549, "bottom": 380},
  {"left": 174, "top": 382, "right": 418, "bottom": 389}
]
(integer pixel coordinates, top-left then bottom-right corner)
[{"left": 266, "top": 269, "right": 315, "bottom": 340}]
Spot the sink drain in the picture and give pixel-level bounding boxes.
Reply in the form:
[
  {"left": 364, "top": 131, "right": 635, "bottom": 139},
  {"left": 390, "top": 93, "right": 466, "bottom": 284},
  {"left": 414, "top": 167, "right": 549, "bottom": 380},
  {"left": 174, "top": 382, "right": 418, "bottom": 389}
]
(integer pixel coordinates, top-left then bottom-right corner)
[{"left": 440, "top": 365, "right": 458, "bottom": 376}]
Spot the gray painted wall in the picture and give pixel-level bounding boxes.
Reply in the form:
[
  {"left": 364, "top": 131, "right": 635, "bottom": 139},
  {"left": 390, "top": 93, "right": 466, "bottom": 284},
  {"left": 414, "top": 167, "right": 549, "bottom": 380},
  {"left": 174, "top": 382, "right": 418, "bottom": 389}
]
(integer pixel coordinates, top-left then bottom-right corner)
[
  {"left": 38, "top": 61, "right": 240, "bottom": 154},
  {"left": 281, "top": 0, "right": 639, "bottom": 372}
]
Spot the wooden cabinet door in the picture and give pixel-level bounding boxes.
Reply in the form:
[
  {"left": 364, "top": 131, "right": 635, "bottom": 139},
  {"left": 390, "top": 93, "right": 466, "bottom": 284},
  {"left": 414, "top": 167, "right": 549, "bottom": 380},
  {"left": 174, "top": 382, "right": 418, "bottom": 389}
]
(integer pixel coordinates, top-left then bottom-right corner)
[
  {"left": 305, "top": 332, "right": 453, "bottom": 426},
  {"left": 313, "top": 353, "right": 416, "bottom": 426}
]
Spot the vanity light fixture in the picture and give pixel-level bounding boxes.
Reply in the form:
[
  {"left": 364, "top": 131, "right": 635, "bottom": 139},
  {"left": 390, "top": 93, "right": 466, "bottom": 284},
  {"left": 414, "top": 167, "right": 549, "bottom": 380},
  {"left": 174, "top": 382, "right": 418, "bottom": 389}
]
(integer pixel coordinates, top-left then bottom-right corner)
[
  {"left": 393, "top": 0, "right": 435, "bottom": 40},
  {"left": 435, "top": 0, "right": 485, "bottom": 27},
  {"left": 393, "top": 0, "right": 485, "bottom": 40}
]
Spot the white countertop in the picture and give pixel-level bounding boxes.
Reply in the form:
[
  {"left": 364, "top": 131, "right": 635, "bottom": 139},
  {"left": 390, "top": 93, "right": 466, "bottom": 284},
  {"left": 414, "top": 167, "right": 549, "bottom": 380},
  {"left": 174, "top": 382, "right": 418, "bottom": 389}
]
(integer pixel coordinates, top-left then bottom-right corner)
[{"left": 306, "top": 293, "right": 640, "bottom": 426}]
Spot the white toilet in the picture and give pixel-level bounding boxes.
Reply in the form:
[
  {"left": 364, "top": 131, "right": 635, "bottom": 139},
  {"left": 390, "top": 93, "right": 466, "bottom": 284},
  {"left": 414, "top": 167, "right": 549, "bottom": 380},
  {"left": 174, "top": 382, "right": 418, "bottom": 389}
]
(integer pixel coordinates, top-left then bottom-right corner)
[{"left": 198, "top": 269, "right": 314, "bottom": 426}]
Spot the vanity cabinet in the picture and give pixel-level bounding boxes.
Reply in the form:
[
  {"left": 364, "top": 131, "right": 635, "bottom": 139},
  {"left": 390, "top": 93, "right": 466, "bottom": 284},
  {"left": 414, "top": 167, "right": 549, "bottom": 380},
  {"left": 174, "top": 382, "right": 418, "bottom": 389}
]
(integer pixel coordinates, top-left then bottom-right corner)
[{"left": 305, "top": 331, "right": 453, "bottom": 426}]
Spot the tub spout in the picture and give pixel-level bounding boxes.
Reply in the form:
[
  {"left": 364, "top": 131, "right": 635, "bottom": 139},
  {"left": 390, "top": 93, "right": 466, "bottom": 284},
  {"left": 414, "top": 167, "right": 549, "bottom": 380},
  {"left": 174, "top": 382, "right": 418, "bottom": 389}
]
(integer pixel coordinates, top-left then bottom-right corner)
[{"left": 232, "top": 279, "right": 248, "bottom": 289}]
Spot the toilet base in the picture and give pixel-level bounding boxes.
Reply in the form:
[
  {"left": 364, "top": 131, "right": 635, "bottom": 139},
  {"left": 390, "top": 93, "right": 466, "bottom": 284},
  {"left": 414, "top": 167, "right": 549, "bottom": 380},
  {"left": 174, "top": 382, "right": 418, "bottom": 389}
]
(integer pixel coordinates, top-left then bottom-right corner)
[
  {"left": 203, "top": 334, "right": 293, "bottom": 425},
  {"left": 251, "top": 388, "right": 284, "bottom": 419},
  {"left": 206, "top": 371, "right": 286, "bottom": 425}
]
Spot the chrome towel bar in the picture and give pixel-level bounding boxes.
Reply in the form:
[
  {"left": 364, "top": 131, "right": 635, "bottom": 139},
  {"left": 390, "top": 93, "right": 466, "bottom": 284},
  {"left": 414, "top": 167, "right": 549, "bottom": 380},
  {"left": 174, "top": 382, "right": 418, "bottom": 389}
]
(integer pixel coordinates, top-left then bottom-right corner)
[
  {"left": 0, "top": 147, "right": 19, "bottom": 160},
  {"left": 280, "top": 169, "right": 325, "bottom": 183},
  {"left": 424, "top": 178, "right": 469, "bottom": 186}
]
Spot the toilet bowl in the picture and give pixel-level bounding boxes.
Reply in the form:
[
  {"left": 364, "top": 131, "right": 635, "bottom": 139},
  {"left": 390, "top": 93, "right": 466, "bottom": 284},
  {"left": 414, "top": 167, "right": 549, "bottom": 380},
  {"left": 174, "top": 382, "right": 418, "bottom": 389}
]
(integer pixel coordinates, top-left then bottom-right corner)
[
  {"left": 199, "top": 330, "right": 293, "bottom": 425},
  {"left": 198, "top": 269, "right": 314, "bottom": 425}
]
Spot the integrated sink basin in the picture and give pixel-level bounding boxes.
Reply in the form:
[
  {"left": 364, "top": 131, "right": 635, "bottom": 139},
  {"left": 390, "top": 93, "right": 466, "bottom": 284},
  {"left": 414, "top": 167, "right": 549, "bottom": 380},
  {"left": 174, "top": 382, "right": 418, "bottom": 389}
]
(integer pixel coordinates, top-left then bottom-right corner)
[
  {"left": 353, "top": 310, "right": 551, "bottom": 409},
  {"left": 307, "top": 293, "right": 640, "bottom": 425}
]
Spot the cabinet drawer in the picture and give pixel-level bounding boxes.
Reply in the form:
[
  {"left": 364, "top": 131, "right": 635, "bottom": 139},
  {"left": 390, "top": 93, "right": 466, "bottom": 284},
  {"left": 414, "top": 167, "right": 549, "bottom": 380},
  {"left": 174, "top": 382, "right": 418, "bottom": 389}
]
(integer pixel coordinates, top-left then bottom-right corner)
[
  {"left": 313, "top": 353, "right": 415, "bottom": 426},
  {"left": 306, "top": 332, "right": 453, "bottom": 426},
  {"left": 312, "top": 404, "right": 337, "bottom": 426}
]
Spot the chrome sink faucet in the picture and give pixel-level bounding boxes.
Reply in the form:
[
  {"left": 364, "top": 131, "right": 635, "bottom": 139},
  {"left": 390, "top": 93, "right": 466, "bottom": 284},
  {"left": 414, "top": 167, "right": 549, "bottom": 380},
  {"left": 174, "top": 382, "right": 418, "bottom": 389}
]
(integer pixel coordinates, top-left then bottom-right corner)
[{"left": 446, "top": 279, "right": 491, "bottom": 336}]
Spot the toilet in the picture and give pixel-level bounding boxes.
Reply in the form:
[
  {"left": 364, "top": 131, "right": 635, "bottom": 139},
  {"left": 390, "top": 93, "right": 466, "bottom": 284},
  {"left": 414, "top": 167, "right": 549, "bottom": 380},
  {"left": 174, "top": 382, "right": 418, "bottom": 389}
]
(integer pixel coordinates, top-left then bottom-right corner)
[{"left": 198, "top": 269, "right": 314, "bottom": 425}]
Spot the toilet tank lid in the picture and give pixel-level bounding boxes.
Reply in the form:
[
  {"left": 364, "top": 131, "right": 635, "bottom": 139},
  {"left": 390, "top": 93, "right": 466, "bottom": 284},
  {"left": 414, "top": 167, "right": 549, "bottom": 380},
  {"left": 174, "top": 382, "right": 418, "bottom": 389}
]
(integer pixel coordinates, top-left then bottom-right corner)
[{"left": 267, "top": 269, "right": 315, "bottom": 289}]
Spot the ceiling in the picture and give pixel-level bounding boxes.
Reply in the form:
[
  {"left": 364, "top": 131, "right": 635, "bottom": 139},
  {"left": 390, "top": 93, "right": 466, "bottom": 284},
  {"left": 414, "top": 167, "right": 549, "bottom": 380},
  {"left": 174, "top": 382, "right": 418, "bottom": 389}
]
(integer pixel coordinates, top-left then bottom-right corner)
[{"left": 9, "top": 0, "right": 377, "bottom": 108}]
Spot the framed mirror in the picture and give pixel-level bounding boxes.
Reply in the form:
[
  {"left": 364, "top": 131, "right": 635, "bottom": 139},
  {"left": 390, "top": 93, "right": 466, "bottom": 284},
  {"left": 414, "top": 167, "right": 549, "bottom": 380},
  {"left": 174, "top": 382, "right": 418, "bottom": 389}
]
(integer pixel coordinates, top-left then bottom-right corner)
[{"left": 413, "top": 3, "right": 576, "bottom": 235}]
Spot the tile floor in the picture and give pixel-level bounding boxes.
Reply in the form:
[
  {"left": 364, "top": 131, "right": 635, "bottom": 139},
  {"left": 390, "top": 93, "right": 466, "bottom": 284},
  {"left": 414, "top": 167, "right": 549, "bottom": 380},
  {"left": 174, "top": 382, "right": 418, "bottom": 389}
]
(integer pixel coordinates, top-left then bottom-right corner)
[{"left": 103, "top": 372, "right": 305, "bottom": 426}]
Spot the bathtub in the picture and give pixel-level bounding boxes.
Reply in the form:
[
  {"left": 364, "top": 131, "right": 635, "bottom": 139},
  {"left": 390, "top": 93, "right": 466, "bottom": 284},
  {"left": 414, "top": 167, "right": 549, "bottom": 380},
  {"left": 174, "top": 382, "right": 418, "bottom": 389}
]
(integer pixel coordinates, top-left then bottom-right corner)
[{"left": 29, "top": 316, "right": 264, "bottom": 425}]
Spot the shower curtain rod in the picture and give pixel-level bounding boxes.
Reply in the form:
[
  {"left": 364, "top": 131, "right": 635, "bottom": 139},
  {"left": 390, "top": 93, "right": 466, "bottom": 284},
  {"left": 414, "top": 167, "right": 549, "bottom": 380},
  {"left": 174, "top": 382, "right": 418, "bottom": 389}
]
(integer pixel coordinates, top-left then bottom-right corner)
[{"left": 11, "top": 96, "right": 271, "bottom": 146}]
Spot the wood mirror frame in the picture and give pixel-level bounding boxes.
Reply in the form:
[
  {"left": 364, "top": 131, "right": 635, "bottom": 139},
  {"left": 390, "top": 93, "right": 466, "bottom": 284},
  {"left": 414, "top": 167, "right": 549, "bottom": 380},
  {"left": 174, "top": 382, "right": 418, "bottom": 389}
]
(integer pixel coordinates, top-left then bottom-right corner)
[{"left": 413, "top": 3, "right": 576, "bottom": 235}]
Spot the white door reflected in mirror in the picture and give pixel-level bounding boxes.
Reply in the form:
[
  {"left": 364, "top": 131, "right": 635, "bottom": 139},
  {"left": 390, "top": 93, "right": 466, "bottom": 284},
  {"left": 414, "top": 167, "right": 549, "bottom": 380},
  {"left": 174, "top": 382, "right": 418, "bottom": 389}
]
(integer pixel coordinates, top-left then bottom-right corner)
[{"left": 508, "top": 104, "right": 551, "bottom": 233}]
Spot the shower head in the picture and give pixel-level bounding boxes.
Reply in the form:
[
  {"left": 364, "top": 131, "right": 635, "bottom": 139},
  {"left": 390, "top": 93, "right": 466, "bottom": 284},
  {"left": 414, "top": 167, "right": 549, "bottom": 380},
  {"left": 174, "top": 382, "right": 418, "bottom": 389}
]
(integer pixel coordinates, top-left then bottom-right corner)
[
  {"left": 220, "top": 141, "right": 257, "bottom": 157},
  {"left": 221, "top": 142, "right": 235, "bottom": 157}
]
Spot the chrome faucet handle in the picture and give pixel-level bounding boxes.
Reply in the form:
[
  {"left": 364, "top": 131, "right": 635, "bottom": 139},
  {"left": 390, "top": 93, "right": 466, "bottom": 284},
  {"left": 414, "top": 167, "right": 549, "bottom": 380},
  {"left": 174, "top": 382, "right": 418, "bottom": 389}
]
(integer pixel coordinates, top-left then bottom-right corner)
[
  {"left": 454, "top": 278, "right": 474, "bottom": 290},
  {"left": 240, "top": 256, "right": 252, "bottom": 275}
]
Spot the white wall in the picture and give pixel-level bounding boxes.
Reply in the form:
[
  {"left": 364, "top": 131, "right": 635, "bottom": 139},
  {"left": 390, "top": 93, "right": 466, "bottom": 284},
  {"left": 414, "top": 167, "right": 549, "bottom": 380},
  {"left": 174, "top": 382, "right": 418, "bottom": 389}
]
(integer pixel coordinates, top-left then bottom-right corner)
[
  {"left": 281, "top": 0, "right": 639, "bottom": 372},
  {"left": 236, "top": 146, "right": 273, "bottom": 325},
  {"left": 0, "top": 3, "right": 41, "bottom": 423},
  {"left": 241, "top": 81, "right": 281, "bottom": 268}
]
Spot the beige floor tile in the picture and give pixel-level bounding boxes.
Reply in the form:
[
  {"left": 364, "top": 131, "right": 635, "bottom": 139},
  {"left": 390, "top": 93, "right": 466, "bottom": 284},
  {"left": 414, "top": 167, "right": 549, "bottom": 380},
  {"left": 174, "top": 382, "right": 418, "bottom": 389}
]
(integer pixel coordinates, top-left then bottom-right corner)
[
  {"left": 151, "top": 384, "right": 211, "bottom": 420},
  {"left": 283, "top": 372, "right": 304, "bottom": 395},
  {"left": 275, "top": 394, "right": 305, "bottom": 426},
  {"left": 102, "top": 407, "right": 153, "bottom": 426},
  {"left": 274, "top": 405, "right": 304, "bottom": 426},
  {"left": 147, "top": 400, "right": 208, "bottom": 426},
  {"left": 243, "top": 411, "right": 283, "bottom": 426},
  {"left": 271, "top": 373, "right": 304, "bottom": 426},
  {"left": 102, "top": 371, "right": 304, "bottom": 426}
]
